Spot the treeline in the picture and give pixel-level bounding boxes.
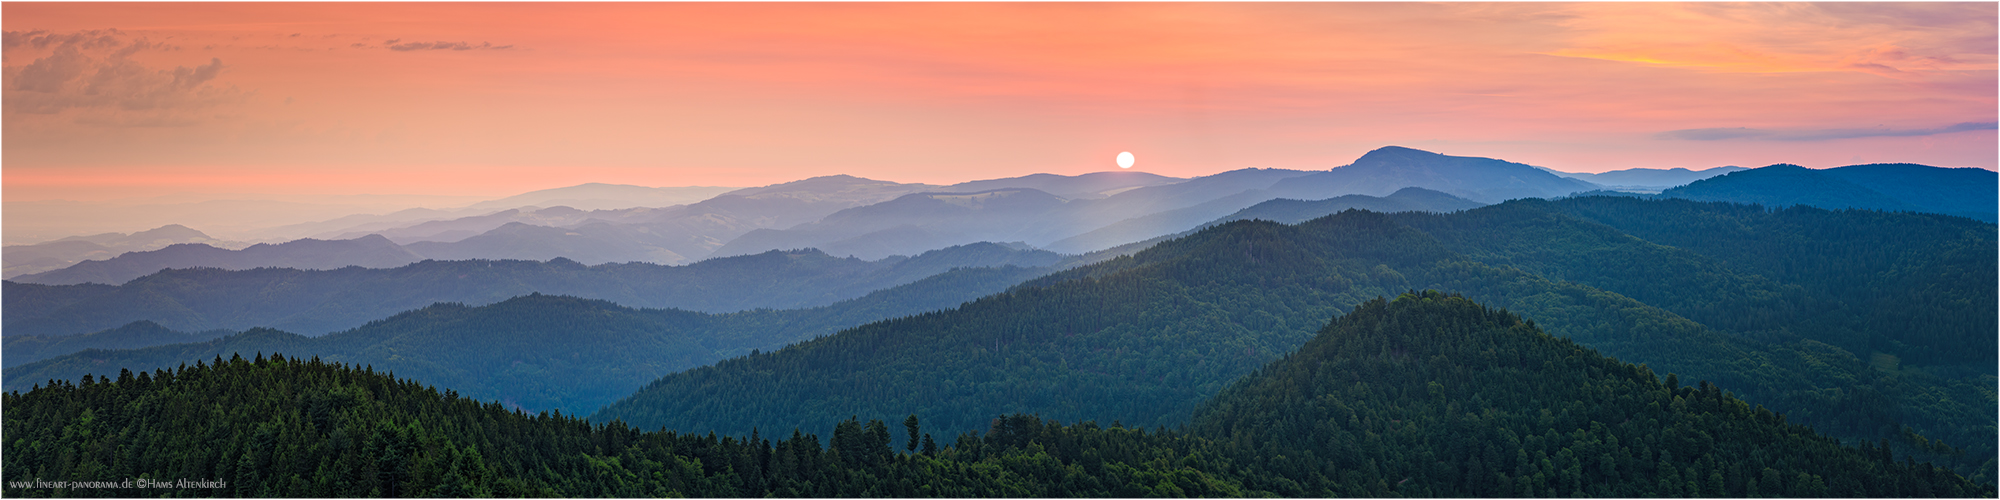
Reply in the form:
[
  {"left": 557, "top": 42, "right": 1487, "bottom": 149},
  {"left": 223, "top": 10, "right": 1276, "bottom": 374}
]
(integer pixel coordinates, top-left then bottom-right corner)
[{"left": 0, "top": 352, "right": 1260, "bottom": 497}]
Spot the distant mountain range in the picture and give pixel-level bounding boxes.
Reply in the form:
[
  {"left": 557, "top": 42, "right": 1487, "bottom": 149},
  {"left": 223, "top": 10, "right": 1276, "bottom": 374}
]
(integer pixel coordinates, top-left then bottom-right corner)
[
  {"left": 318, "top": 206, "right": 608, "bottom": 244},
  {"left": 13, "top": 234, "right": 426, "bottom": 286},
  {"left": 460, "top": 183, "right": 740, "bottom": 212},
  {"left": 711, "top": 188, "right": 1071, "bottom": 261},
  {"left": 3, "top": 188, "right": 1480, "bottom": 345},
  {"left": 7, "top": 171, "right": 1196, "bottom": 283},
  {"left": 1, "top": 194, "right": 490, "bottom": 246},
  {"left": 13, "top": 146, "right": 1992, "bottom": 286},
  {"left": 3, "top": 242, "right": 1059, "bottom": 341},
  {"left": 710, "top": 150, "right": 1530, "bottom": 260},
  {"left": 1, "top": 224, "right": 233, "bottom": 278},
  {"left": 1541, "top": 165, "right": 1747, "bottom": 190},
  {"left": 6, "top": 188, "right": 1484, "bottom": 344}
]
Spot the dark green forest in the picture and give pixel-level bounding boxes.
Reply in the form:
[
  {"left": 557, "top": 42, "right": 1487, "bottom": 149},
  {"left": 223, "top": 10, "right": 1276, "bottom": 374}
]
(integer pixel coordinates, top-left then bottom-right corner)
[
  {"left": 1191, "top": 292, "right": 1987, "bottom": 497},
  {"left": 1391, "top": 198, "right": 1998, "bottom": 473},
  {"left": 594, "top": 199, "right": 1996, "bottom": 479},
  {"left": 1543, "top": 197, "right": 1995, "bottom": 365},
  {"left": 5, "top": 294, "right": 1987, "bottom": 497}
]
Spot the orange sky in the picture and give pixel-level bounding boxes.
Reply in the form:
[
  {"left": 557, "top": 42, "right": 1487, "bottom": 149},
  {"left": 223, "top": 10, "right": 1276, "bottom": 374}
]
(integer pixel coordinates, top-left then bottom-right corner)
[{"left": 5, "top": 2, "right": 1995, "bottom": 201}]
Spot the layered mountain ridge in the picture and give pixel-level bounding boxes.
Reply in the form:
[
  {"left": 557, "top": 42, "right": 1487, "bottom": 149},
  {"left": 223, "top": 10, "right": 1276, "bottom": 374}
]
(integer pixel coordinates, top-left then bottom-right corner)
[
  {"left": 3, "top": 242, "right": 1060, "bottom": 342},
  {"left": 14, "top": 146, "right": 1988, "bottom": 287}
]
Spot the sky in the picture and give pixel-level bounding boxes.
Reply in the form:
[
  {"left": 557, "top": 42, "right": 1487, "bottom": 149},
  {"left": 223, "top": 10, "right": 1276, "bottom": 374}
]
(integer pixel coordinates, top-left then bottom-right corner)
[{"left": 4, "top": 2, "right": 1995, "bottom": 202}]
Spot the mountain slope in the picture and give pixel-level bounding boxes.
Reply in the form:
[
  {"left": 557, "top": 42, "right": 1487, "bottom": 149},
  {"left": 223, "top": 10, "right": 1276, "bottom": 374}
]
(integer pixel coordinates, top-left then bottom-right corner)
[
  {"left": 1822, "top": 163, "right": 1998, "bottom": 221},
  {"left": 1542, "top": 196, "right": 1997, "bottom": 365},
  {"left": 1190, "top": 292, "right": 1991, "bottom": 496},
  {"left": 1400, "top": 197, "right": 1998, "bottom": 472}
]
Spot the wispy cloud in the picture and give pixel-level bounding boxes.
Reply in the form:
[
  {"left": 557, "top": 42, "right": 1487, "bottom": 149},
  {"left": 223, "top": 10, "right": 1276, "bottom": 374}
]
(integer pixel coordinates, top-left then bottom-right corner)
[
  {"left": 1542, "top": 3, "right": 1995, "bottom": 79},
  {"left": 1658, "top": 122, "right": 1997, "bottom": 141},
  {"left": 386, "top": 40, "right": 512, "bottom": 51},
  {"left": 3, "top": 29, "right": 125, "bottom": 51}
]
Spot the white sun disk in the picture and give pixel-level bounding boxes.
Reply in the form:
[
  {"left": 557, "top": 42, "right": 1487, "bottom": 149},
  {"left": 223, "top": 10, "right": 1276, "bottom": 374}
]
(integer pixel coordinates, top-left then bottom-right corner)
[{"left": 1117, "top": 151, "right": 1135, "bottom": 169}]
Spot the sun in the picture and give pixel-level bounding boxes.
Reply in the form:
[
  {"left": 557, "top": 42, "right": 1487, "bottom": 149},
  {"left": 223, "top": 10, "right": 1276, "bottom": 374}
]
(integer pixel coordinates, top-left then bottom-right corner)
[{"left": 1117, "top": 152, "right": 1135, "bottom": 169}]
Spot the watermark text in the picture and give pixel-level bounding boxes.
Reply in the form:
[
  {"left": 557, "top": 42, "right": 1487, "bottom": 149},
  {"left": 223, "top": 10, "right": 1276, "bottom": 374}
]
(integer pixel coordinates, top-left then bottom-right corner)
[{"left": 7, "top": 478, "right": 226, "bottom": 490}]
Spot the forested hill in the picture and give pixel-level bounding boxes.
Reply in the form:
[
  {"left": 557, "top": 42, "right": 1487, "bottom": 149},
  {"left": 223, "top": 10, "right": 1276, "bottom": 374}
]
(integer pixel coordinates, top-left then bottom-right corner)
[
  {"left": 2, "top": 353, "right": 1253, "bottom": 497},
  {"left": 590, "top": 201, "right": 1995, "bottom": 478},
  {"left": 2, "top": 264, "right": 1050, "bottom": 415},
  {"left": 1187, "top": 292, "right": 1990, "bottom": 497},
  {"left": 5, "top": 295, "right": 1983, "bottom": 497},
  {"left": 1655, "top": 163, "right": 1997, "bottom": 222}
]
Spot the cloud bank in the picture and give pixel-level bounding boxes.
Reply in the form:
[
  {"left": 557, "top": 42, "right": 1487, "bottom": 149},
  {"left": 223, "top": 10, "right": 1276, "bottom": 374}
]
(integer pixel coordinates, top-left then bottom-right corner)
[{"left": 4, "top": 30, "right": 247, "bottom": 126}]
